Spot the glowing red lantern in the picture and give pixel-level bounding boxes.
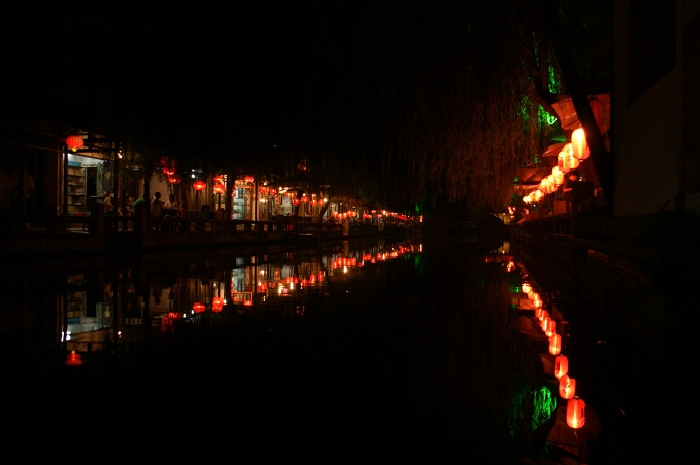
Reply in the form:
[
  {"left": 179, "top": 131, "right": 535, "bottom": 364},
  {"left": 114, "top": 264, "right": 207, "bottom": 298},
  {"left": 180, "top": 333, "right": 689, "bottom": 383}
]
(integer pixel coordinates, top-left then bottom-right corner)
[
  {"left": 213, "top": 183, "right": 225, "bottom": 194},
  {"left": 554, "top": 355, "right": 568, "bottom": 380},
  {"left": 332, "top": 211, "right": 339, "bottom": 218},
  {"left": 168, "top": 174, "right": 182, "bottom": 185},
  {"left": 311, "top": 199, "right": 317, "bottom": 207},
  {"left": 65, "top": 350, "right": 83, "bottom": 366},
  {"left": 211, "top": 297, "right": 223, "bottom": 313},
  {"left": 571, "top": 128, "right": 590, "bottom": 160},
  {"left": 566, "top": 397, "right": 586, "bottom": 429},
  {"left": 559, "top": 374, "right": 576, "bottom": 400},
  {"left": 66, "top": 135, "right": 84, "bottom": 152},
  {"left": 193, "top": 180, "right": 206, "bottom": 191},
  {"left": 213, "top": 175, "right": 225, "bottom": 184},
  {"left": 243, "top": 176, "right": 254, "bottom": 183},
  {"left": 549, "top": 333, "right": 562, "bottom": 356},
  {"left": 293, "top": 198, "right": 300, "bottom": 206},
  {"left": 552, "top": 166, "right": 565, "bottom": 186},
  {"left": 163, "top": 166, "right": 176, "bottom": 176},
  {"left": 301, "top": 195, "right": 309, "bottom": 203},
  {"left": 192, "top": 302, "right": 205, "bottom": 313}
]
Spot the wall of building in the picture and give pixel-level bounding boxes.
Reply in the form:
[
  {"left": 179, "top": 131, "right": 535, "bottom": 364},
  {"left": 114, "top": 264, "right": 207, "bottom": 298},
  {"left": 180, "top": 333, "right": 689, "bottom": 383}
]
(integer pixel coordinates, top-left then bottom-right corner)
[{"left": 613, "top": 0, "right": 700, "bottom": 216}]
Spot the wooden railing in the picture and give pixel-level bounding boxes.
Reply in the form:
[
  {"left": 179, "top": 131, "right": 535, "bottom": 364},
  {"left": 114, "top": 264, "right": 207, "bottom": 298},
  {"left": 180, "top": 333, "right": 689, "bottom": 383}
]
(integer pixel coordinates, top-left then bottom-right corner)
[{"left": 1, "top": 205, "right": 285, "bottom": 236}]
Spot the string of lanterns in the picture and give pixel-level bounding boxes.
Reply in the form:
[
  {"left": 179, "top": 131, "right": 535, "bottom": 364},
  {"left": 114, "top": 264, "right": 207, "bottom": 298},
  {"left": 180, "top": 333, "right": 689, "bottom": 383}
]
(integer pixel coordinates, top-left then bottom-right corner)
[{"left": 523, "top": 127, "right": 590, "bottom": 206}]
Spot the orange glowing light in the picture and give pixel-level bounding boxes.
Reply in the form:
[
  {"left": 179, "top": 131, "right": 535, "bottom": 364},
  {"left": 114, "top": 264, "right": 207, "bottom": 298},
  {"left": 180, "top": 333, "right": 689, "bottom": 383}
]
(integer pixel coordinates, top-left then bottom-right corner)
[{"left": 566, "top": 397, "right": 586, "bottom": 429}]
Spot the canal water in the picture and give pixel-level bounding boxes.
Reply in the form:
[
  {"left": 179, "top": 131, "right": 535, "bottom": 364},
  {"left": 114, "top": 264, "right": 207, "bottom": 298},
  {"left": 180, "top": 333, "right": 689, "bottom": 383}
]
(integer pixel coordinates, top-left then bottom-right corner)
[{"left": 0, "top": 235, "right": 654, "bottom": 463}]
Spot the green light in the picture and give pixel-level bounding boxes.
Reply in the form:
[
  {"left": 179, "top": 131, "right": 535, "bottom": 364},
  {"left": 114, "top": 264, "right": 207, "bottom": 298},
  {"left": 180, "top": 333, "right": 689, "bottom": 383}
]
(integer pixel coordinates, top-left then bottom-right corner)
[{"left": 538, "top": 105, "right": 558, "bottom": 126}]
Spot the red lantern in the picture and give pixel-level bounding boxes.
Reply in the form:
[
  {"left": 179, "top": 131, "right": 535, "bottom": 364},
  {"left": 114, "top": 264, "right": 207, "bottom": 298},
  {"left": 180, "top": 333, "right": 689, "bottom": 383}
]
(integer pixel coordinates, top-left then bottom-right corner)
[
  {"left": 332, "top": 211, "right": 339, "bottom": 218},
  {"left": 213, "top": 175, "right": 225, "bottom": 184},
  {"left": 311, "top": 199, "right": 317, "bottom": 207},
  {"left": 549, "top": 333, "right": 562, "bottom": 356},
  {"left": 301, "top": 195, "right": 309, "bottom": 203},
  {"left": 571, "top": 128, "right": 590, "bottom": 160},
  {"left": 66, "top": 135, "right": 83, "bottom": 152},
  {"left": 213, "top": 183, "right": 225, "bottom": 194},
  {"left": 566, "top": 397, "right": 586, "bottom": 429},
  {"left": 211, "top": 297, "right": 223, "bottom": 313},
  {"left": 293, "top": 198, "right": 300, "bottom": 206},
  {"left": 193, "top": 180, "right": 206, "bottom": 191},
  {"left": 163, "top": 166, "right": 176, "bottom": 176},
  {"left": 559, "top": 374, "right": 576, "bottom": 400},
  {"left": 65, "top": 350, "right": 83, "bottom": 366},
  {"left": 554, "top": 355, "right": 568, "bottom": 380},
  {"left": 192, "top": 302, "right": 205, "bottom": 313},
  {"left": 168, "top": 174, "right": 182, "bottom": 185}
]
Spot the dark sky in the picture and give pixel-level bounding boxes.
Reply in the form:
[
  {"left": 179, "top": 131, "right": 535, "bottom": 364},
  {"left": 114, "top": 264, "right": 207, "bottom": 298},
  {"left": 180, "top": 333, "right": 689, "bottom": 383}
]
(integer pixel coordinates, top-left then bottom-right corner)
[{"left": 3, "top": 2, "right": 369, "bottom": 142}]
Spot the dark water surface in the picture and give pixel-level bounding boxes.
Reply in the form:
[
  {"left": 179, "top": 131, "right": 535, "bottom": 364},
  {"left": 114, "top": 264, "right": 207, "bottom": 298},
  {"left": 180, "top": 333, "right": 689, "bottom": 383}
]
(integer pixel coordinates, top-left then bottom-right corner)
[{"left": 2, "top": 236, "right": 635, "bottom": 463}]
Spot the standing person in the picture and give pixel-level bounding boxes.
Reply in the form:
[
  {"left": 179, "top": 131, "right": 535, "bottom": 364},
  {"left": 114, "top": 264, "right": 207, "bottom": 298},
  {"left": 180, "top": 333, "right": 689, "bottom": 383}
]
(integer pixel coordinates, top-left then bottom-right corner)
[
  {"left": 103, "top": 192, "right": 114, "bottom": 214},
  {"left": 151, "top": 192, "right": 164, "bottom": 218},
  {"left": 151, "top": 192, "right": 164, "bottom": 231}
]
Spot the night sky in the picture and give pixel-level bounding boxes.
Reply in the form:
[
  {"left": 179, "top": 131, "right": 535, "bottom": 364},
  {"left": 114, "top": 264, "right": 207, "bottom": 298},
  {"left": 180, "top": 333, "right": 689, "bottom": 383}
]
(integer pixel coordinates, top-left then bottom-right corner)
[{"left": 4, "top": 2, "right": 377, "bottom": 142}]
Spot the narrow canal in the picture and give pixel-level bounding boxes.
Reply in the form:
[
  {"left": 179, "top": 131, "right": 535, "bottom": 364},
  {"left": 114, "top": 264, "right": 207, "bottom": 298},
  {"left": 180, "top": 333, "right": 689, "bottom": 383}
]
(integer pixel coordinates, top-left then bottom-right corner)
[{"left": 1, "top": 235, "right": 656, "bottom": 463}]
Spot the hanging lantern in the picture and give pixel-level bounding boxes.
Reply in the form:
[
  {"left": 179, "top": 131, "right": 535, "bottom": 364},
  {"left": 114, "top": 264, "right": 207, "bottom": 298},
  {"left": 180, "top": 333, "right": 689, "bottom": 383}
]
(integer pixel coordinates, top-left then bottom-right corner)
[
  {"left": 163, "top": 166, "right": 176, "bottom": 176},
  {"left": 270, "top": 188, "right": 276, "bottom": 195},
  {"left": 311, "top": 199, "right": 317, "bottom": 207},
  {"left": 211, "top": 297, "right": 223, "bottom": 313},
  {"left": 552, "top": 166, "right": 565, "bottom": 186},
  {"left": 213, "top": 175, "right": 225, "bottom": 184},
  {"left": 65, "top": 350, "right": 83, "bottom": 366},
  {"left": 65, "top": 135, "right": 84, "bottom": 152},
  {"left": 554, "top": 355, "right": 569, "bottom": 379},
  {"left": 559, "top": 375, "right": 576, "bottom": 400},
  {"left": 563, "top": 146, "right": 580, "bottom": 170},
  {"left": 571, "top": 127, "right": 590, "bottom": 160},
  {"left": 301, "top": 194, "right": 309, "bottom": 203},
  {"left": 566, "top": 397, "right": 586, "bottom": 429},
  {"left": 293, "top": 198, "right": 300, "bottom": 206},
  {"left": 549, "top": 333, "right": 562, "bottom": 355},
  {"left": 558, "top": 150, "right": 571, "bottom": 174},
  {"left": 332, "top": 211, "right": 339, "bottom": 218},
  {"left": 168, "top": 174, "right": 182, "bottom": 185},
  {"left": 159, "top": 156, "right": 170, "bottom": 167},
  {"left": 192, "top": 302, "right": 205, "bottom": 313},
  {"left": 193, "top": 180, "right": 206, "bottom": 191},
  {"left": 243, "top": 176, "right": 254, "bottom": 183},
  {"left": 213, "top": 183, "right": 225, "bottom": 194}
]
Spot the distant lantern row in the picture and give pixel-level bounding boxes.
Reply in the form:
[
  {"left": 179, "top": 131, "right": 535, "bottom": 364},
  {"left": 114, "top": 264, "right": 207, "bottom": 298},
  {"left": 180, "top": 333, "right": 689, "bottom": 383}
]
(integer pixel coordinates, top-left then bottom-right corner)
[
  {"left": 521, "top": 279, "right": 586, "bottom": 429},
  {"left": 523, "top": 127, "right": 590, "bottom": 204}
]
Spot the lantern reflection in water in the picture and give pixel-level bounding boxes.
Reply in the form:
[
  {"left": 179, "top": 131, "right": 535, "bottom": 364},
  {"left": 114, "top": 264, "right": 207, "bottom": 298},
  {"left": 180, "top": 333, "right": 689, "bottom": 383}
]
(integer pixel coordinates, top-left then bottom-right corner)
[
  {"left": 554, "top": 355, "right": 568, "bottom": 380},
  {"left": 66, "top": 351, "right": 83, "bottom": 366},
  {"left": 549, "top": 333, "right": 562, "bottom": 356},
  {"left": 559, "top": 374, "right": 576, "bottom": 400},
  {"left": 566, "top": 397, "right": 586, "bottom": 429}
]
